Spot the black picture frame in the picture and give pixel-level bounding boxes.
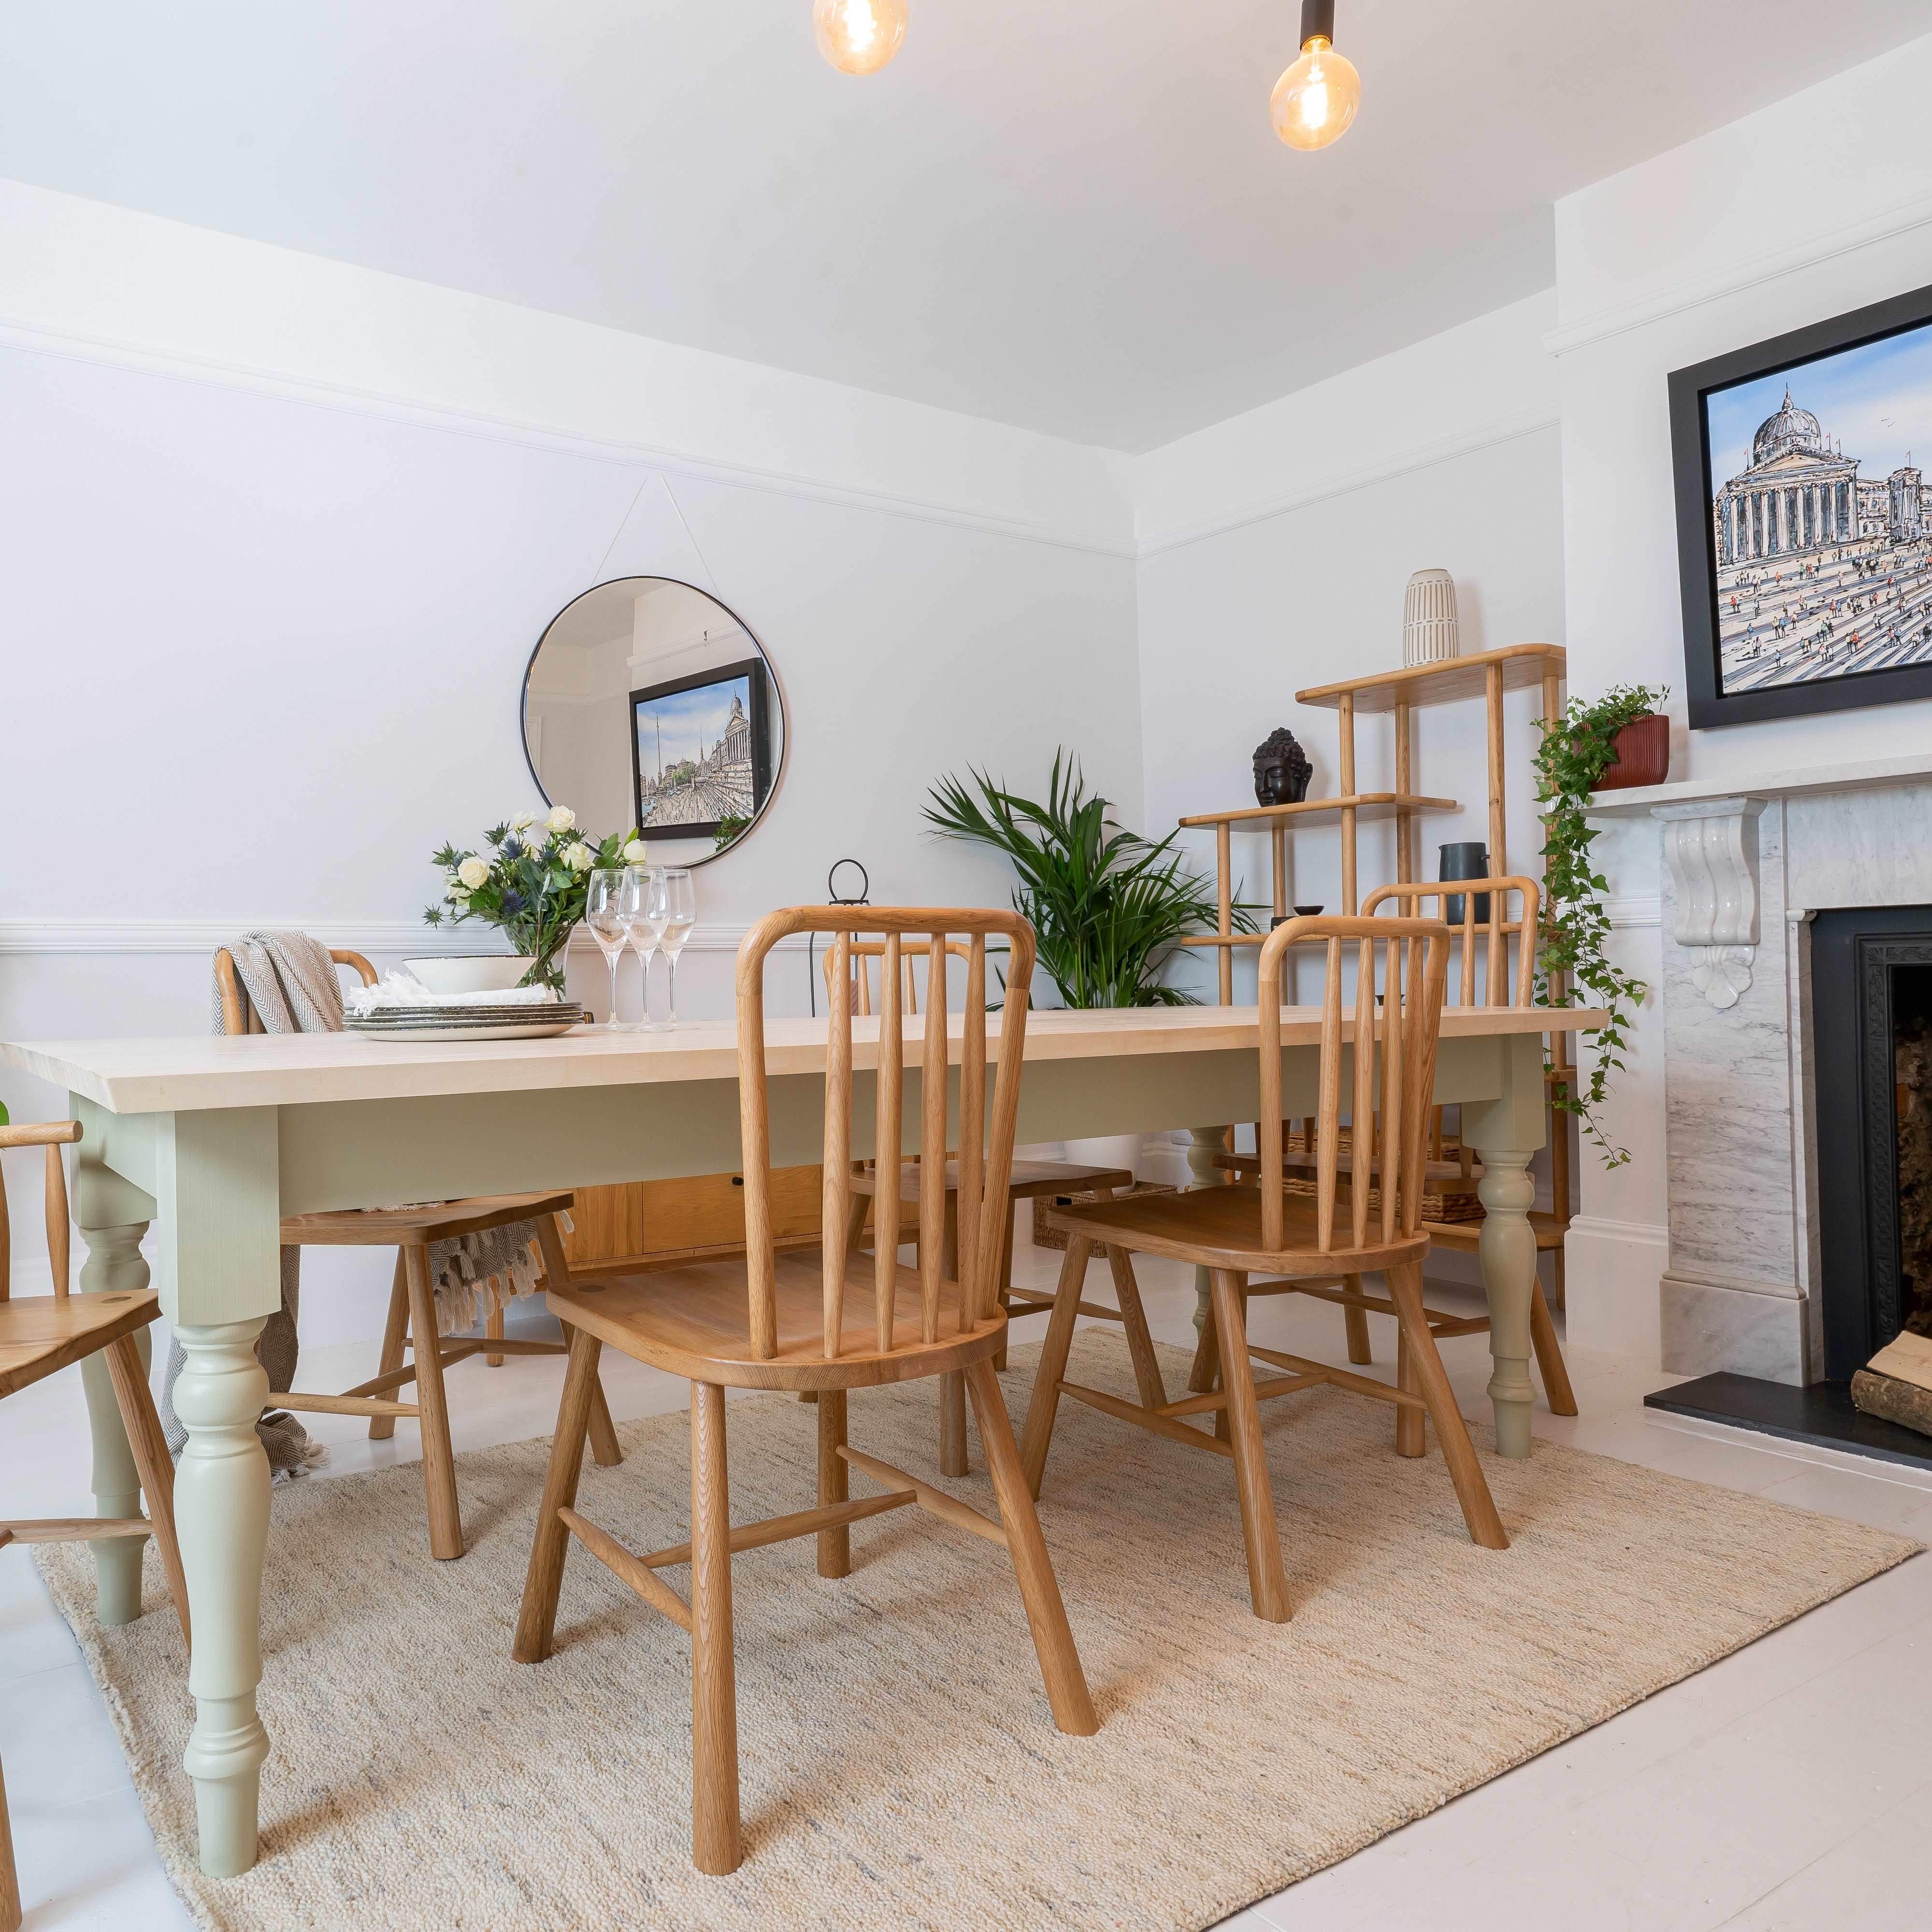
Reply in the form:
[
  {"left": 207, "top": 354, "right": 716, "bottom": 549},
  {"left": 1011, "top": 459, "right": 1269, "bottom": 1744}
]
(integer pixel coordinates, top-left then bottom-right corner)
[
  {"left": 1668, "top": 280, "right": 1932, "bottom": 731},
  {"left": 627, "top": 655, "right": 773, "bottom": 844}
]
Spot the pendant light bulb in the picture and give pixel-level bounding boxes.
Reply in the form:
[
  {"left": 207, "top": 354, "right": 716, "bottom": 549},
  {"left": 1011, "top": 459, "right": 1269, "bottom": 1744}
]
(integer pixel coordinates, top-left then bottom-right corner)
[
  {"left": 814, "top": 0, "right": 908, "bottom": 76},
  {"left": 1271, "top": 0, "right": 1361, "bottom": 151}
]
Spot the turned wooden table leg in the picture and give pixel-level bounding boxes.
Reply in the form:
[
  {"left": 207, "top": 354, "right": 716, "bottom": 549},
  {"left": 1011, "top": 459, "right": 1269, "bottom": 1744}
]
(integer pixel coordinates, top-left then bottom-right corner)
[
  {"left": 1184, "top": 1127, "right": 1229, "bottom": 1392},
  {"left": 173, "top": 1318, "right": 273, "bottom": 1878},
  {"left": 76, "top": 1221, "right": 151, "bottom": 1626}
]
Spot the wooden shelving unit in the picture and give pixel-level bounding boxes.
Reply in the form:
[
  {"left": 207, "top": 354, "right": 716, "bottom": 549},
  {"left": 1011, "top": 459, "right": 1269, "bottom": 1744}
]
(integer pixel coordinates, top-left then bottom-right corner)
[{"left": 1179, "top": 643, "right": 1565, "bottom": 1006}]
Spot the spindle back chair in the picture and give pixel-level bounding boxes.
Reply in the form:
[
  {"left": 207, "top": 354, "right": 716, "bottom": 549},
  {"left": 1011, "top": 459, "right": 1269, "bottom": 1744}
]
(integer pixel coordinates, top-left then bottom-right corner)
[
  {"left": 0, "top": 1120, "right": 189, "bottom": 1645},
  {"left": 1222, "top": 878, "right": 1575, "bottom": 1417},
  {"left": 514, "top": 905, "right": 1096, "bottom": 1875},
  {"left": 215, "top": 943, "right": 620, "bottom": 1559},
  {"left": 824, "top": 932, "right": 1140, "bottom": 1475},
  {"left": 1020, "top": 915, "right": 1507, "bottom": 1622}
]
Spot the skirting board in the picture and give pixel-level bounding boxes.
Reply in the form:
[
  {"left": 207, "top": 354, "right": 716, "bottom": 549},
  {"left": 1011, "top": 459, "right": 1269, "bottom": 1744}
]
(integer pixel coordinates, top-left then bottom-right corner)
[{"left": 1564, "top": 1215, "right": 1667, "bottom": 1367}]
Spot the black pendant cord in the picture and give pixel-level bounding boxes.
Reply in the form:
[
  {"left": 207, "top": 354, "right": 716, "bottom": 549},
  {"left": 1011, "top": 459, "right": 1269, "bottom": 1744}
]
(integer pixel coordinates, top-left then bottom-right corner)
[{"left": 1300, "top": 0, "right": 1335, "bottom": 47}]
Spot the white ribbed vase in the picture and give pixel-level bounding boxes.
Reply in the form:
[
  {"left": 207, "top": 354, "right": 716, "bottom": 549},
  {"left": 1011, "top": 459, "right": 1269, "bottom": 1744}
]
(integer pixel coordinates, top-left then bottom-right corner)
[{"left": 1403, "top": 568, "right": 1460, "bottom": 666}]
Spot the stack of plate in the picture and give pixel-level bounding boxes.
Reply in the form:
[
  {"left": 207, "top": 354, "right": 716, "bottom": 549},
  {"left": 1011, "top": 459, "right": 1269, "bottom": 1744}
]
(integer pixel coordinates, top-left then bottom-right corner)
[{"left": 346, "top": 1000, "right": 587, "bottom": 1042}]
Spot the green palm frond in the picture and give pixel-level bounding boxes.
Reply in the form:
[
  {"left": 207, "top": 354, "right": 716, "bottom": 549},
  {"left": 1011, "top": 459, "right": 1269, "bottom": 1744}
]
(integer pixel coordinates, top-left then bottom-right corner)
[{"left": 924, "top": 750, "right": 1255, "bottom": 1008}]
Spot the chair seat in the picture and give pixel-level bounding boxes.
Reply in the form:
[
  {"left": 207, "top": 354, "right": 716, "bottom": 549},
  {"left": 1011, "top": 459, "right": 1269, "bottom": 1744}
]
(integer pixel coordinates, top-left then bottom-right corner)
[
  {"left": 547, "top": 1249, "right": 1006, "bottom": 1391},
  {"left": 848, "top": 1159, "right": 1133, "bottom": 1203},
  {"left": 1048, "top": 1183, "right": 1430, "bottom": 1276},
  {"left": 279, "top": 1190, "right": 575, "bottom": 1248},
  {"left": 0, "top": 1289, "right": 159, "bottom": 1399}
]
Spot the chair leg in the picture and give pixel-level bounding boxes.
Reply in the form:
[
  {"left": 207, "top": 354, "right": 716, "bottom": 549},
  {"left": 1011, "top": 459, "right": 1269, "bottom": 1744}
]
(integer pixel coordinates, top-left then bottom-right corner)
[
  {"left": 1531, "top": 1279, "right": 1578, "bottom": 1418},
  {"left": 690, "top": 1381, "right": 741, "bottom": 1875},
  {"left": 485, "top": 1287, "right": 505, "bottom": 1367},
  {"left": 513, "top": 1326, "right": 603, "bottom": 1663},
  {"left": 369, "top": 1252, "right": 411, "bottom": 1441},
  {"left": 403, "top": 1245, "right": 464, "bottom": 1560},
  {"left": 965, "top": 1359, "right": 1098, "bottom": 1736},
  {"left": 938, "top": 1195, "right": 969, "bottom": 1477},
  {"left": 1018, "top": 1235, "right": 1092, "bottom": 1496},
  {"left": 1394, "top": 1323, "right": 1426, "bottom": 1458},
  {"left": 1386, "top": 1263, "right": 1508, "bottom": 1549},
  {"left": 586, "top": 1374, "right": 624, "bottom": 1466},
  {"left": 101, "top": 1333, "right": 191, "bottom": 1651},
  {"left": 1108, "top": 1245, "right": 1167, "bottom": 1412},
  {"left": 992, "top": 1206, "right": 1016, "bottom": 1373},
  {"left": 0, "top": 1752, "right": 18, "bottom": 1932},
  {"left": 817, "top": 1387, "right": 850, "bottom": 1579},
  {"left": 1211, "top": 1271, "right": 1291, "bottom": 1622},
  {"left": 1342, "top": 1270, "right": 1374, "bottom": 1365}
]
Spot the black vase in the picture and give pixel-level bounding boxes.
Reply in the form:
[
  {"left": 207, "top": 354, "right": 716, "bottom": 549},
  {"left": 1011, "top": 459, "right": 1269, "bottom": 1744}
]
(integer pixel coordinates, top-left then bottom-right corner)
[{"left": 1438, "top": 842, "right": 1490, "bottom": 924}]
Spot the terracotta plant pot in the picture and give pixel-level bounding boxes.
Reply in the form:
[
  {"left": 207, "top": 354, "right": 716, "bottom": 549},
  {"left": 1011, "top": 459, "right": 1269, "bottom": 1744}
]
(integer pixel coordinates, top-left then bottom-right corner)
[{"left": 1594, "top": 711, "right": 1670, "bottom": 791}]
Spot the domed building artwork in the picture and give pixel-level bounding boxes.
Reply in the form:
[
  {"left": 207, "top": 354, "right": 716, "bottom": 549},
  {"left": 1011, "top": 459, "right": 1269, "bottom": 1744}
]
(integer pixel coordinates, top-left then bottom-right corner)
[
  {"left": 1702, "top": 318, "right": 1932, "bottom": 699},
  {"left": 630, "top": 657, "right": 774, "bottom": 847}
]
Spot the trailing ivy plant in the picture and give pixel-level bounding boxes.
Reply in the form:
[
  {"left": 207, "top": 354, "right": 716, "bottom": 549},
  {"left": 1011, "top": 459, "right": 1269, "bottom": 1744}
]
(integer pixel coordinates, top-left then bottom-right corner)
[
  {"left": 1531, "top": 682, "right": 1667, "bottom": 1168},
  {"left": 924, "top": 751, "right": 1257, "bottom": 1007}
]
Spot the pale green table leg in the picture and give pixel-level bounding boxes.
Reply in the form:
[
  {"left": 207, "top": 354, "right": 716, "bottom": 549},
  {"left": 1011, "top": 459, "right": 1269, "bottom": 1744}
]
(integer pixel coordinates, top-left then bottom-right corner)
[
  {"left": 153, "top": 1106, "right": 283, "bottom": 1878},
  {"left": 1461, "top": 1035, "right": 1548, "bottom": 1461},
  {"left": 1184, "top": 1126, "right": 1229, "bottom": 1386},
  {"left": 173, "top": 1319, "right": 271, "bottom": 1877},
  {"left": 77, "top": 1222, "right": 152, "bottom": 1623}
]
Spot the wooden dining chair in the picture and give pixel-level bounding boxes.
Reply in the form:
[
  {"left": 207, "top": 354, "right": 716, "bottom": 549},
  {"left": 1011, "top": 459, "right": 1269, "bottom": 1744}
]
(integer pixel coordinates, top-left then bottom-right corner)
[
  {"left": 825, "top": 937, "right": 1140, "bottom": 1475},
  {"left": 0, "top": 1121, "right": 190, "bottom": 1641},
  {"left": 215, "top": 946, "right": 622, "bottom": 1559},
  {"left": 1019, "top": 914, "right": 1507, "bottom": 1623},
  {"left": 515, "top": 908, "right": 1097, "bottom": 1875},
  {"left": 1214, "top": 880, "right": 1575, "bottom": 1419}
]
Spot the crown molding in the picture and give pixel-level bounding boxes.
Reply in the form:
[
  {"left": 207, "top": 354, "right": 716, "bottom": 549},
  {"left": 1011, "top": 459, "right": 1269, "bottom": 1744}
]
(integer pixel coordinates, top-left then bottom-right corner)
[
  {"left": 0, "top": 313, "right": 1136, "bottom": 562},
  {"left": 1544, "top": 184, "right": 1932, "bottom": 359},
  {"left": 1605, "top": 896, "right": 1662, "bottom": 929},
  {"left": 1135, "top": 404, "right": 1560, "bottom": 558},
  {"left": 0, "top": 919, "right": 801, "bottom": 957}
]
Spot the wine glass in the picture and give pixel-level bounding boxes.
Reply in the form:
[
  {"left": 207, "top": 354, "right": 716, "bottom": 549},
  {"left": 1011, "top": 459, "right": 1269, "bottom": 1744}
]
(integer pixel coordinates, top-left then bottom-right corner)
[
  {"left": 623, "top": 866, "right": 662, "bottom": 1030},
  {"left": 648, "top": 868, "right": 696, "bottom": 1027},
  {"left": 585, "top": 869, "right": 635, "bottom": 1029}
]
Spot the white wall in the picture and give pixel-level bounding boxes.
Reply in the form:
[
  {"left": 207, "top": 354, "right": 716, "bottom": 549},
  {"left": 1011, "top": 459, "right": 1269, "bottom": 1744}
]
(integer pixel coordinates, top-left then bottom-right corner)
[
  {"left": 1550, "top": 30, "right": 1932, "bottom": 1361},
  {"left": 0, "top": 178, "right": 1142, "bottom": 1338},
  {"left": 1131, "top": 295, "right": 1569, "bottom": 1238}
]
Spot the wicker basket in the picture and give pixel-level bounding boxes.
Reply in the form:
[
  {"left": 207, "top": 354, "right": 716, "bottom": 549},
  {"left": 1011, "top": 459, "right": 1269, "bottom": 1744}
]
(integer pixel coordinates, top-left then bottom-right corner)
[{"left": 1031, "top": 1181, "right": 1179, "bottom": 1252}]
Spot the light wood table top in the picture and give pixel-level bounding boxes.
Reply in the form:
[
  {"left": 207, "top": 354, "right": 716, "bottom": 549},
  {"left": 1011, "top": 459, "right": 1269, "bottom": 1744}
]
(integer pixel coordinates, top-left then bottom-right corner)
[{"left": 5, "top": 1004, "right": 1607, "bottom": 1116}]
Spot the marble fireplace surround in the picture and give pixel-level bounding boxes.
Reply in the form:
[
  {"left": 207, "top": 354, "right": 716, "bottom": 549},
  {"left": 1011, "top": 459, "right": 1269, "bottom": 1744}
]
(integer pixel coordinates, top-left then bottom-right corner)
[{"left": 1593, "top": 753, "right": 1932, "bottom": 1385}]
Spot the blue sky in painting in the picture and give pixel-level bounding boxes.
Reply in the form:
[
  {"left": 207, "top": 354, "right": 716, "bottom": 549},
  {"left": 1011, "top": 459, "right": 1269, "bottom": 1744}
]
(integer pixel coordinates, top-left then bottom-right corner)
[
  {"left": 1706, "top": 318, "right": 1932, "bottom": 490},
  {"left": 634, "top": 674, "right": 749, "bottom": 780}
]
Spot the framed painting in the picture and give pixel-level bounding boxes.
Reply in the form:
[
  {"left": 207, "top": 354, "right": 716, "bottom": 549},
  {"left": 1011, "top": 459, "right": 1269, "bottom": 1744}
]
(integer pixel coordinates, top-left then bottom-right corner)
[
  {"left": 629, "top": 656, "right": 774, "bottom": 845},
  {"left": 1669, "top": 281, "right": 1932, "bottom": 729}
]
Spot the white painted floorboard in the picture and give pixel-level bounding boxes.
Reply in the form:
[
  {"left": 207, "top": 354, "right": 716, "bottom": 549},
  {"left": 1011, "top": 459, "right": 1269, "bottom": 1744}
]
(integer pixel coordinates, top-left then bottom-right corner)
[{"left": 5, "top": 1228, "right": 1929, "bottom": 1931}]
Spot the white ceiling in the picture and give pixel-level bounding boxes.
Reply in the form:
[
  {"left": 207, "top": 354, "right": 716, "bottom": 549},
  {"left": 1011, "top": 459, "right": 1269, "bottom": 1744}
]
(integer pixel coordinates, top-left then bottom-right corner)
[{"left": 0, "top": 2, "right": 1926, "bottom": 452}]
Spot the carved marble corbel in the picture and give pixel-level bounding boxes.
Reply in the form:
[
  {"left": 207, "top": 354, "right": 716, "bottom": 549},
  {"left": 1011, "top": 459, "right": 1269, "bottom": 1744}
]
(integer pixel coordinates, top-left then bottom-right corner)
[{"left": 1653, "top": 797, "right": 1766, "bottom": 1009}]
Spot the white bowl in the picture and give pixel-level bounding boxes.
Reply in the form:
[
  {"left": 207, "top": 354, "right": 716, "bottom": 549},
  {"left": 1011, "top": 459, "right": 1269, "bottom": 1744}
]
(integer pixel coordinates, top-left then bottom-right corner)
[{"left": 404, "top": 955, "right": 537, "bottom": 995}]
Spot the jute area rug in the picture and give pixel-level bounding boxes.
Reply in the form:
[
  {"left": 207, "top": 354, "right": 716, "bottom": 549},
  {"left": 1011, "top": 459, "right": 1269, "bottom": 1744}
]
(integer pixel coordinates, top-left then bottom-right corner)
[{"left": 39, "top": 1334, "right": 1919, "bottom": 1932}]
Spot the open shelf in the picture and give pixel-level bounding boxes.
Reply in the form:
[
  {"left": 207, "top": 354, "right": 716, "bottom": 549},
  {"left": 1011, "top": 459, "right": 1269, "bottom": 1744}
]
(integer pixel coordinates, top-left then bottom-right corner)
[
  {"left": 1295, "top": 642, "right": 1566, "bottom": 714},
  {"left": 1178, "top": 792, "right": 1458, "bottom": 830}
]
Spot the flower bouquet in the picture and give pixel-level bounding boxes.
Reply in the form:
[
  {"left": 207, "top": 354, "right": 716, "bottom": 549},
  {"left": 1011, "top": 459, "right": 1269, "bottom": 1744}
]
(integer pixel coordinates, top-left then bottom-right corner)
[{"left": 422, "top": 807, "right": 647, "bottom": 990}]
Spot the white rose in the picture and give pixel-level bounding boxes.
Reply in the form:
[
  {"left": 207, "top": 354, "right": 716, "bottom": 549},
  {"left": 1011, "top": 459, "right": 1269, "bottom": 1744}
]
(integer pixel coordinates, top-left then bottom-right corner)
[
  {"left": 456, "top": 855, "right": 491, "bottom": 891},
  {"left": 546, "top": 805, "right": 576, "bottom": 834},
  {"left": 564, "top": 840, "right": 594, "bottom": 873},
  {"left": 622, "top": 838, "right": 649, "bottom": 865},
  {"left": 509, "top": 810, "right": 538, "bottom": 832}
]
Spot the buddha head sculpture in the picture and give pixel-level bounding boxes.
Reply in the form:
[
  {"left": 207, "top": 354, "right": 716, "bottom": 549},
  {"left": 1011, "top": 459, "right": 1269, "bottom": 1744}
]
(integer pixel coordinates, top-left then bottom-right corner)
[{"left": 1252, "top": 727, "right": 1312, "bottom": 806}]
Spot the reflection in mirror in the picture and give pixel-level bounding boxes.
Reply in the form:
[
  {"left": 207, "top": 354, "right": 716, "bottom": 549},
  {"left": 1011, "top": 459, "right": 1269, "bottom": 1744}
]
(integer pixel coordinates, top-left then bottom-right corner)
[{"left": 522, "top": 577, "right": 785, "bottom": 865}]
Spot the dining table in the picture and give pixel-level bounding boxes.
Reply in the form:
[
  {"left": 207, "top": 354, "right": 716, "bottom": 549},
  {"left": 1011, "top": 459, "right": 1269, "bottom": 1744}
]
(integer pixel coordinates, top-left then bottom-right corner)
[{"left": 4, "top": 997, "right": 1602, "bottom": 1878}]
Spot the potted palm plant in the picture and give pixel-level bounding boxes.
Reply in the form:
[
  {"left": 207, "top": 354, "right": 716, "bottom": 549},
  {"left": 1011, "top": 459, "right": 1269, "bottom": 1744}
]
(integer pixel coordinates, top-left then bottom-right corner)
[{"left": 925, "top": 753, "right": 1254, "bottom": 1176}]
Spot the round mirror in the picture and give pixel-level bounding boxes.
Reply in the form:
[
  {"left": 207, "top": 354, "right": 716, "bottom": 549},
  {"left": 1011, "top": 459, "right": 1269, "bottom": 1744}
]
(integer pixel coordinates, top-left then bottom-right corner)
[{"left": 521, "top": 577, "right": 785, "bottom": 865}]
